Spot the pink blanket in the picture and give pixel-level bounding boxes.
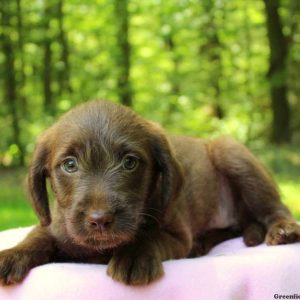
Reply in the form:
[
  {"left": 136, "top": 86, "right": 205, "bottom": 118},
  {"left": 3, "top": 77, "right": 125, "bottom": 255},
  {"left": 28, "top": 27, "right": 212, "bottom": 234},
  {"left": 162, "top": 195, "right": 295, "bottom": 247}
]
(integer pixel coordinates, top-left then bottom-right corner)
[{"left": 0, "top": 227, "right": 299, "bottom": 300}]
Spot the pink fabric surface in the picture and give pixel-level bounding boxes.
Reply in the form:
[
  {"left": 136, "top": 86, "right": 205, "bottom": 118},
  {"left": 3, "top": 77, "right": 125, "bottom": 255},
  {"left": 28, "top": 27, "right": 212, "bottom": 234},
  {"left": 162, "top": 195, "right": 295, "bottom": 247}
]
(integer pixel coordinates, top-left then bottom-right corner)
[{"left": 0, "top": 227, "right": 299, "bottom": 300}]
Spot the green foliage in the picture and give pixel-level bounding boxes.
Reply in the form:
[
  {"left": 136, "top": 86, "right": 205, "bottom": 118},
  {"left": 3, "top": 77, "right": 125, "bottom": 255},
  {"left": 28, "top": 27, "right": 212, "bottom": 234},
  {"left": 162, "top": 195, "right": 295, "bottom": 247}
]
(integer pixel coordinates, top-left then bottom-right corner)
[{"left": 0, "top": 0, "right": 299, "bottom": 167}]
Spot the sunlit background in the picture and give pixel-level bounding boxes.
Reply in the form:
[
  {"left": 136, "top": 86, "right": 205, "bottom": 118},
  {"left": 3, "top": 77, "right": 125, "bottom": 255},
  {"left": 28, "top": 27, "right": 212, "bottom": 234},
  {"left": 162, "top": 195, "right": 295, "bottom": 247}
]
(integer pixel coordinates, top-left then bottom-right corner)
[{"left": 0, "top": 0, "right": 300, "bottom": 230}]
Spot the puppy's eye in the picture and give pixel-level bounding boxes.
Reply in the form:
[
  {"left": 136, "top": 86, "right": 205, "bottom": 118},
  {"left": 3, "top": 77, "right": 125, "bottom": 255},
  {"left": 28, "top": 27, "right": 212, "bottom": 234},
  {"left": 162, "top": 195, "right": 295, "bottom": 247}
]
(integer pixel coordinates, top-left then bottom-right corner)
[
  {"left": 62, "top": 157, "right": 78, "bottom": 173},
  {"left": 122, "top": 155, "right": 138, "bottom": 171}
]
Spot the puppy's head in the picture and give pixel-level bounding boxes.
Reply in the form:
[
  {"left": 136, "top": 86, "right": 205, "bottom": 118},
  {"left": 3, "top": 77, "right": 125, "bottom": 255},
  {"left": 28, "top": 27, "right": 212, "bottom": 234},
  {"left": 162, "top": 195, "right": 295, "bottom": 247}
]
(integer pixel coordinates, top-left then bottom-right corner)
[{"left": 28, "top": 101, "right": 182, "bottom": 249}]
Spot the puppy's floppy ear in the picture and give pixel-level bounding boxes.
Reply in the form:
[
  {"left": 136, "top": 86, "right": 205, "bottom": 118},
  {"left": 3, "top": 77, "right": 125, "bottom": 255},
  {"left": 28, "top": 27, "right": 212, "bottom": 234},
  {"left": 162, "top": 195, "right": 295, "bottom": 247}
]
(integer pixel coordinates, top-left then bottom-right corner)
[
  {"left": 148, "top": 124, "right": 183, "bottom": 209},
  {"left": 27, "top": 139, "right": 51, "bottom": 226}
]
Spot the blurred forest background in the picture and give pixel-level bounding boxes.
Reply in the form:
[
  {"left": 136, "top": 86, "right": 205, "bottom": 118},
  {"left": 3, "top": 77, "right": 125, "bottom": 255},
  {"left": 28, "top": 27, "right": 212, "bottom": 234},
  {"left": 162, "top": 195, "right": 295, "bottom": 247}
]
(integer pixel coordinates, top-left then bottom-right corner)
[{"left": 0, "top": 0, "right": 300, "bottom": 230}]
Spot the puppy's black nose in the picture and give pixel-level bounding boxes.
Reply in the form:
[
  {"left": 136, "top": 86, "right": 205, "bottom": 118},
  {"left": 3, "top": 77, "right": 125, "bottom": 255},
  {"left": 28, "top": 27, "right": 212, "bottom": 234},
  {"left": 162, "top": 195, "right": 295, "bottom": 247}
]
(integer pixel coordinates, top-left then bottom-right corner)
[{"left": 87, "top": 211, "right": 113, "bottom": 231}]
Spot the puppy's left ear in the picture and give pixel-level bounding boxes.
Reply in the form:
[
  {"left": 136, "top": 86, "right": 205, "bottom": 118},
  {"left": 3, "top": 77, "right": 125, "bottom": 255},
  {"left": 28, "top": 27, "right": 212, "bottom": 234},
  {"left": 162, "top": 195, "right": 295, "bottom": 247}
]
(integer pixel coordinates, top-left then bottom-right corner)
[
  {"left": 148, "top": 124, "right": 183, "bottom": 210},
  {"left": 27, "top": 139, "right": 51, "bottom": 226}
]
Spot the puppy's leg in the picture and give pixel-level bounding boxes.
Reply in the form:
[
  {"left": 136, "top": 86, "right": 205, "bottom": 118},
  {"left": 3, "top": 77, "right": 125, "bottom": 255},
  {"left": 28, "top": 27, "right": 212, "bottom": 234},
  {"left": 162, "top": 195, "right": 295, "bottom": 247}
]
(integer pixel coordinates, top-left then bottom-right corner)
[
  {"left": 0, "top": 226, "right": 55, "bottom": 285},
  {"left": 189, "top": 227, "right": 241, "bottom": 257},
  {"left": 209, "top": 136, "right": 300, "bottom": 246},
  {"left": 107, "top": 215, "right": 192, "bottom": 285},
  {"left": 243, "top": 222, "right": 266, "bottom": 246},
  {"left": 189, "top": 223, "right": 266, "bottom": 257}
]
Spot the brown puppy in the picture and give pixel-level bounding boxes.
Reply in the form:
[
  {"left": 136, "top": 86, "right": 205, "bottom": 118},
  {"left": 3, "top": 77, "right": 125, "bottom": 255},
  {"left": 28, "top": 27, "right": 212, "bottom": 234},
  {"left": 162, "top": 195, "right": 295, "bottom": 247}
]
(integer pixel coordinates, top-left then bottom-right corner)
[{"left": 0, "top": 100, "right": 300, "bottom": 286}]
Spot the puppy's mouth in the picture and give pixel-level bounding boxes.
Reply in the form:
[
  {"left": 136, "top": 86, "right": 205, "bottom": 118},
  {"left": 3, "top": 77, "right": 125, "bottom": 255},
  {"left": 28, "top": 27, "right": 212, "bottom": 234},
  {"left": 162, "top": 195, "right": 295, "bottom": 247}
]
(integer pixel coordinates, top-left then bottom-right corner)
[
  {"left": 67, "top": 226, "right": 134, "bottom": 250},
  {"left": 84, "top": 231, "right": 132, "bottom": 249}
]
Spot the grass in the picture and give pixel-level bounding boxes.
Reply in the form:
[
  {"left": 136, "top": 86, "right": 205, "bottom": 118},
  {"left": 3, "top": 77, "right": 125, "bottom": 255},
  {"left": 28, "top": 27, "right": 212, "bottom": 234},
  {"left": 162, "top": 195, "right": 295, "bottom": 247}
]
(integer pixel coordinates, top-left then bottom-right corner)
[
  {"left": 0, "top": 145, "right": 299, "bottom": 231},
  {"left": 0, "top": 168, "right": 37, "bottom": 231},
  {"left": 252, "top": 145, "right": 300, "bottom": 220}
]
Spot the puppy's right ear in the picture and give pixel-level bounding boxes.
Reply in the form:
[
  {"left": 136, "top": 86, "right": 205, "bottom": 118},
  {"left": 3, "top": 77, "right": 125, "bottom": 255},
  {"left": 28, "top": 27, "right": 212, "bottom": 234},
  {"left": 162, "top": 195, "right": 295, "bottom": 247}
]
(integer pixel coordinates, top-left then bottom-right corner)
[
  {"left": 27, "top": 140, "right": 51, "bottom": 226},
  {"left": 147, "top": 122, "right": 183, "bottom": 211}
]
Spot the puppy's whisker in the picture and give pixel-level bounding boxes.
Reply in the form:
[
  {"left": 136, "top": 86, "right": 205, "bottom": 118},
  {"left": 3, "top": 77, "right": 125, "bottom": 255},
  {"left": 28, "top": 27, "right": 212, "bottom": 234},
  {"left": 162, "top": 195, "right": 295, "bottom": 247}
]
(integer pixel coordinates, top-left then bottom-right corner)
[
  {"left": 146, "top": 207, "right": 163, "bottom": 215},
  {"left": 138, "top": 212, "right": 160, "bottom": 225}
]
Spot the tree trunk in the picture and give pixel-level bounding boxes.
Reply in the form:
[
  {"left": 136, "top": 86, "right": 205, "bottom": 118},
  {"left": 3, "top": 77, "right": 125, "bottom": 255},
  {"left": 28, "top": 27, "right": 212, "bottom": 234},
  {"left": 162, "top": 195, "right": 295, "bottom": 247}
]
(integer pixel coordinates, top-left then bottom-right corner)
[
  {"left": 200, "top": 0, "right": 224, "bottom": 119},
  {"left": 162, "top": 31, "right": 181, "bottom": 125},
  {"left": 1, "top": 0, "right": 25, "bottom": 166},
  {"left": 57, "top": 0, "right": 71, "bottom": 94},
  {"left": 43, "top": 0, "right": 54, "bottom": 115},
  {"left": 263, "top": 0, "right": 291, "bottom": 143},
  {"left": 244, "top": 0, "right": 255, "bottom": 143},
  {"left": 16, "top": 0, "right": 27, "bottom": 115},
  {"left": 114, "top": 0, "right": 132, "bottom": 107}
]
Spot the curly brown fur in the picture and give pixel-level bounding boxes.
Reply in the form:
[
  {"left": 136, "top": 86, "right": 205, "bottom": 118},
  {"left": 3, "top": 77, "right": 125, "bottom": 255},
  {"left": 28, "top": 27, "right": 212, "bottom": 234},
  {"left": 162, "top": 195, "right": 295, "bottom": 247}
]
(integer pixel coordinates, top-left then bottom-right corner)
[{"left": 0, "top": 100, "right": 299, "bottom": 286}]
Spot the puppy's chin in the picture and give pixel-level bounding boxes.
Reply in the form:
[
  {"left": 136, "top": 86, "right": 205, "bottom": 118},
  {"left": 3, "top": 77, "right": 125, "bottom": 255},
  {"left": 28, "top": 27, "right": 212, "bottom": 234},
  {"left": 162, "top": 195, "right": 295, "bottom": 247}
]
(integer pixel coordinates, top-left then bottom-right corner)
[{"left": 84, "top": 232, "right": 133, "bottom": 250}]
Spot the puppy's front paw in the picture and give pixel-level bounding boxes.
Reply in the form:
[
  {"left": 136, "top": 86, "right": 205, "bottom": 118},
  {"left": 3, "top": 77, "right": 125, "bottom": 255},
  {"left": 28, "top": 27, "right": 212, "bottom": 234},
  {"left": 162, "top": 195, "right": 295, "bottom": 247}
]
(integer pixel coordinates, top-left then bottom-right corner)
[
  {"left": 266, "top": 221, "right": 300, "bottom": 245},
  {"left": 107, "top": 246, "right": 164, "bottom": 285},
  {"left": 0, "top": 249, "right": 35, "bottom": 285}
]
